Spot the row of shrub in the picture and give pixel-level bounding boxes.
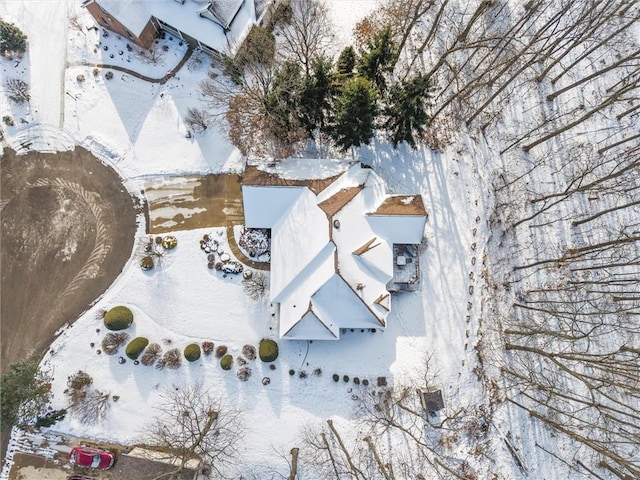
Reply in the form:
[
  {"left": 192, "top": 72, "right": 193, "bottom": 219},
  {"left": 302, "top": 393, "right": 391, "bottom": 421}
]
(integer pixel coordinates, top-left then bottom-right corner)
[{"left": 101, "top": 306, "right": 279, "bottom": 375}]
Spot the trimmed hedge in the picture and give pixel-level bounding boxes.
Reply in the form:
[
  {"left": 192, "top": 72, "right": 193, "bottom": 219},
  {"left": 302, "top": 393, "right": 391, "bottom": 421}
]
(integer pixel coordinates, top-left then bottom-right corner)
[
  {"left": 184, "top": 344, "right": 201, "bottom": 362},
  {"left": 259, "top": 338, "right": 278, "bottom": 362},
  {"left": 125, "top": 337, "right": 149, "bottom": 360},
  {"left": 104, "top": 306, "right": 133, "bottom": 330},
  {"left": 220, "top": 354, "right": 234, "bottom": 370}
]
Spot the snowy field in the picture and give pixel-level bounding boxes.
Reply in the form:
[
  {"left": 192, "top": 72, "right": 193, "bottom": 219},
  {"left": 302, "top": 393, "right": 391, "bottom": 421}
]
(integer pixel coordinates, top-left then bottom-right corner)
[{"left": 2, "top": 0, "right": 638, "bottom": 478}]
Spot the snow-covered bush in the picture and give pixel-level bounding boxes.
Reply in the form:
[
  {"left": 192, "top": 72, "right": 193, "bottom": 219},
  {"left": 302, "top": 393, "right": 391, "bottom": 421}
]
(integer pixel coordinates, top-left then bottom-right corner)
[
  {"left": 237, "top": 367, "right": 251, "bottom": 381},
  {"left": 215, "top": 345, "right": 228, "bottom": 358},
  {"left": 141, "top": 343, "right": 162, "bottom": 366},
  {"left": 101, "top": 332, "right": 130, "bottom": 355},
  {"left": 238, "top": 228, "right": 270, "bottom": 257},
  {"left": 202, "top": 341, "right": 214, "bottom": 356},
  {"left": 222, "top": 261, "right": 244, "bottom": 274},
  {"left": 242, "top": 344, "right": 257, "bottom": 360}
]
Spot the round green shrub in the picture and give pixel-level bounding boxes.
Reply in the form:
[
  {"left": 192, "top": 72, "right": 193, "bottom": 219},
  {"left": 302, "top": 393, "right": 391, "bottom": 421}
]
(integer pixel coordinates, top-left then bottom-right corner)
[
  {"left": 343, "top": 375, "right": 349, "bottom": 383},
  {"left": 162, "top": 235, "right": 178, "bottom": 249},
  {"left": 140, "top": 256, "right": 154, "bottom": 270},
  {"left": 259, "top": 338, "right": 278, "bottom": 362},
  {"left": 353, "top": 377, "right": 360, "bottom": 385},
  {"left": 332, "top": 374, "right": 339, "bottom": 382},
  {"left": 126, "top": 337, "right": 149, "bottom": 360},
  {"left": 184, "top": 343, "right": 201, "bottom": 362},
  {"left": 220, "top": 354, "right": 234, "bottom": 370},
  {"left": 104, "top": 306, "right": 134, "bottom": 330}
]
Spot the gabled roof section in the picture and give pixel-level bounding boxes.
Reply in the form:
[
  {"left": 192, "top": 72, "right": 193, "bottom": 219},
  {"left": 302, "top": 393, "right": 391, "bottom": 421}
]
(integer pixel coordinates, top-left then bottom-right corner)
[
  {"left": 370, "top": 195, "right": 427, "bottom": 216},
  {"left": 242, "top": 185, "right": 305, "bottom": 228},
  {"left": 270, "top": 190, "right": 330, "bottom": 301},
  {"left": 282, "top": 308, "right": 338, "bottom": 340},
  {"left": 312, "top": 274, "right": 383, "bottom": 329},
  {"left": 199, "top": 0, "right": 244, "bottom": 30},
  {"left": 318, "top": 186, "right": 363, "bottom": 217},
  {"left": 243, "top": 165, "right": 341, "bottom": 195}
]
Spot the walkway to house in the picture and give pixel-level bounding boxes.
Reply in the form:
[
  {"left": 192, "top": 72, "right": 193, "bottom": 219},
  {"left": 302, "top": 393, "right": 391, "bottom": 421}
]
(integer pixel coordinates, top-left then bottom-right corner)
[
  {"left": 225, "top": 225, "right": 270, "bottom": 271},
  {"left": 75, "top": 44, "right": 195, "bottom": 84}
]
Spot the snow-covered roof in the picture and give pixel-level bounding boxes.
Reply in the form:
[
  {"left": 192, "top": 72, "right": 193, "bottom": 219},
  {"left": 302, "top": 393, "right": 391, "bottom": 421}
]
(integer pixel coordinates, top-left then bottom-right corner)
[
  {"left": 94, "top": 0, "right": 255, "bottom": 53},
  {"left": 242, "top": 161, "right": 427, "bottom": 340}
]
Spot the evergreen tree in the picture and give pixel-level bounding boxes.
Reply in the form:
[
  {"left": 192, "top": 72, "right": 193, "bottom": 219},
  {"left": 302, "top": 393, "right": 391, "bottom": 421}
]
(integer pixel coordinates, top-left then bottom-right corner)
[
  {"left": 1, "top": 359, "right": 52, "bottom": 428},
  {"left": 336, "top": 46, "right": 356, "bottom": 77},
  {"left": 265, "top": 60, "right": 304, "bottom": 141},
  {"left": 328, "top": 77, "right": 377, "bottom": 151},
  {"left": 382, "top": 73, "right": 434, "bottom": 148},
  {"left": 300, "top": 57, "right": 334, "bottom": 134},
  {"left": 356, "top": 27, "right": 397, "bottom": 93},
  {"left": 0, "top": 20, "right": 27, "bottom": 57}
]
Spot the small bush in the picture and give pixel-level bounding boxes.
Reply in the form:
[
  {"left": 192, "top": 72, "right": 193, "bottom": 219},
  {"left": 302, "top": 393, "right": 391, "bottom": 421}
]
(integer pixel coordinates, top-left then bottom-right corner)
[
  {"left": 242, "top": 344, "right": 257, "bottom": 360},
  {"left": 76, "top": 74, "right": 85, "bottom": 82},
  {"left": 159, "top": 348, "right": 181, "bottom": 370},
  {"left": 93, "top": 67, "right": 99, "bottom": 77},
  {"left": 377, "top": 377, "right": 387, "bottom": 387},
  {"left": 101, "top": 332, "right": 130, "bottom": 355},
  {"left": 362, "top": 379, "right": 369, "bottom": 386},
  {"left": 332, "top": 374, "right": 339, "bottom": 382},
  {"left": 220, "top": 354, "right": 233, "bottom": 370},
  {"left": 215, "top": 345, "right": 227, "bottom": 358},
  {"left": 126, "top": 337, "right": 149, "bottom": 360},
  {"left": 104, "top": 306, "right": 133, "bottom": 330},
  {"left": 343, "top": 375, "right": 349, "bottom": 383},
  {"left": 259, "top": 338, "right": 278, "bottom": 362},
  {"left": 299, "top": 371, "right": 307, "bottom": 379},
  {"left": 35, "top": 409, "right": 66, "bottom": 428},
  {"left": 141, "top": 343, "right": 162, "bottom": 366},
  {"left": 237, "top": 356, "right": 247, "bottom": 366},
  {"left": 105, "top": 71, "right": 113, "bottom": 80},
  {"left": 67, "top": 370, "right": 93, "bottom": 392},
  {"left": 314, "top": 368, "right": 322, "bottom": 377},
  {"left": 184, "top": 343, "right": 201, "bottom": 362},
  {"left": 353, "top": 377, "right": 360, "bottom": 385},
  {"left": 2, "top": 116, "right": 14, "bottom": 127},
  {"left": 140, "top": 256, "right": 154, "bottom": 270},
  {"left": 162, "top": 235, "right": 178, "bottom": 249},
  {"left": 289, "top": 369, "right": 295, "bottom": 376},
  {"left": 66, "top": 371, "right": 93, "bottom": 405},
  {"left": 237, "top": 367, "right": 251, "bottom": 381},
  {"left": 202, "top": 341, "right": 214, "bottom": 355}
]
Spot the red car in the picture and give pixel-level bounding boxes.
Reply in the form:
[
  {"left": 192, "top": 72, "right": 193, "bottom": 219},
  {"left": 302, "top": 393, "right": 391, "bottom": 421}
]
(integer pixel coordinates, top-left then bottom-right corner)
[{"left": 69, "top": 446, "right": 115, "bottom": 470}]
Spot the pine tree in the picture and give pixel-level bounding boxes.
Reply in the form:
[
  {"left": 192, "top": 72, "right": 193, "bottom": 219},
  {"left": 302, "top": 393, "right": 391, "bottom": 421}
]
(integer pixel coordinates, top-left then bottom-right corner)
[
  {"left": 1, "top": 359, "right": 52, "bottom": 428},
  {"left": 0, "top": 20, "right": 27, "bottom": 57},
  {"left": 327, "top": 77, "right": 377, "bottom": 151},
  {"left": 336, "top": 46, "right": 356, "bottom": 77},
  {"left": 356, "top": 27, "right": 397, "bottom": 93},
  {"left": 382, "top": 73, "right": 434, "bottom": 148},
  {"left": 300, "top": 57, "right": 334, "bottom": 134}
]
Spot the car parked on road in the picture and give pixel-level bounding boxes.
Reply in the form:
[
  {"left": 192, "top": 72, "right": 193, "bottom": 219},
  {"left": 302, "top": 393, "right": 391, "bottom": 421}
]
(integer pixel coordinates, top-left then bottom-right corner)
[{"left": 69, "top": 446, "right": 115, "bottom": 470}]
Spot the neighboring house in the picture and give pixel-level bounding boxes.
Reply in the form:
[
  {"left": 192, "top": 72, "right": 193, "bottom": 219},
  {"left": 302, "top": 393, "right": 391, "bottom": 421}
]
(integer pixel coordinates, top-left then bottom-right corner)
[
  {"left": 242, "top": 162, "right": 428, "bottom": 340},
  {"left": 83, "top": 0, "right": 269, "bottom": 57}
]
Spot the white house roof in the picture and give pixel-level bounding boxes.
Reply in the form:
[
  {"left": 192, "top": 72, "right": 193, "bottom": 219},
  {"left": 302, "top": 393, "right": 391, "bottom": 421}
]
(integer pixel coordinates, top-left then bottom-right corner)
[
  {"left": 95, "top": 0, "right": 255, "bottom": 53},
  {"left": 242, "top": 161, "right": 427, "bottom": 340}
]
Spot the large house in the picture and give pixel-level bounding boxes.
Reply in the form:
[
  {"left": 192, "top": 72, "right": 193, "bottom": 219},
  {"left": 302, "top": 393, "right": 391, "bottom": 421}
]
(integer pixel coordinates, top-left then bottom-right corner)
[
  {"left": 242, "top": 162, "right": 427, "bottom": 340},
  {"left": 83, "top": 0, "right": 268, "bottom": 57}
]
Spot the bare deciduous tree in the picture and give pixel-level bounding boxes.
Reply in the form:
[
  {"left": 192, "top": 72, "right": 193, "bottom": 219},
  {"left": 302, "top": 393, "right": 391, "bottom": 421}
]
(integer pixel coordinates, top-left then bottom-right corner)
[
  {"left": 185, "top": 107, "right": 210, "bottom": 132},
  {"left": 141, "top": 383, "right": 243, "bottom": 478},
  {"left": 5, "top": 78, "right": 30, "bottom": 103},
  {"left": 242, "top": 271, "right": 268, "bottom": 300},
  {"left": 275, "top": 0, "right": 334, "bottom": 75}
]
